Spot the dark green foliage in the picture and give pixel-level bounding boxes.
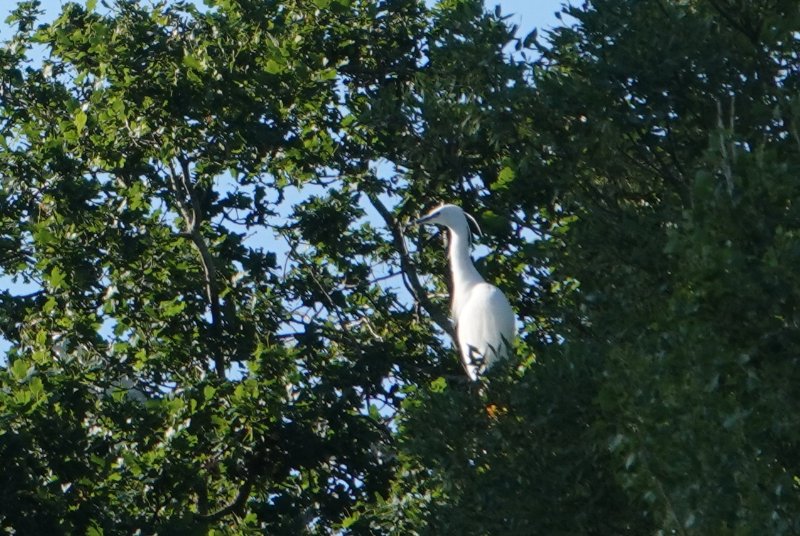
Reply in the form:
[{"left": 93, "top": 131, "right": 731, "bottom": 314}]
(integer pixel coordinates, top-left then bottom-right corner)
[{"left": 1, "top": 0, "right": 799, "bottom": 534}]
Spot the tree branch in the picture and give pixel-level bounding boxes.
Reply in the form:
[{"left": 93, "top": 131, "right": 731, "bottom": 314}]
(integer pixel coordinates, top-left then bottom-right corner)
[
  {"left": 365, "top": 192, "right": 455, "bottom": 342},
  {"left": 167, "top": 157, "right": 226, "bottom": 377},
  {"left": 706, "top": 0, "right": 761, "bottom": 46},
  {"left": 198, "top": 478, "right": 254, "bottom": 523},
  {"left": 716, "top": 97, "right": 735, "bottom": 198}
]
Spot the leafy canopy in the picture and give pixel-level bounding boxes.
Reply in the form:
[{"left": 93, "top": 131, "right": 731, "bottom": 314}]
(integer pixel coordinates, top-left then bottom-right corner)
[{"left": 2, "top": 0, "right": 800, "bottom": 534}]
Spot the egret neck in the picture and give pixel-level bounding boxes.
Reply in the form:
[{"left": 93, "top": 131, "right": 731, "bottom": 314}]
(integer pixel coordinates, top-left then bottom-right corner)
[{"left": 447, "top": 220, "right": 483, "bottom": 318}]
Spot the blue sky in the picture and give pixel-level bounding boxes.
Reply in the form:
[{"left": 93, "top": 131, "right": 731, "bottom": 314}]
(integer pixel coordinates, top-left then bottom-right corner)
[{"left": 495, "top": 0, "right": 568, "bottom": 34}]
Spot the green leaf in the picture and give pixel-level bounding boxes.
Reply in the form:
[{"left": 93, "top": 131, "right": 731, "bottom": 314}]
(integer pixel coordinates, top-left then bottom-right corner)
[
  {"left": 317, "top": 68, "right": 337, "bottom": 81},
  {"left": 48, "top": 266, "right": 66, "bottom": 289},
  {"left": 522, "top": 28, "right": 538, "bottom": 47},
  {"left": 492, "top": 166, "right": 515, "bottom": 191},
  {"left": 42, "top": 296, "right": 57, "bottom": 313},
  {"left": 430, "top": 377, "right": 447, "bottom": 393},
  {"left": 159, "top": 299, "right": 186, "bottom": 317},
  {"left": 341, "top": 512, "right": 360, "bottom": 528},
  {"left": 14, "top": 390, "right": 31, "bottom": 405},
  {"left": 29, "top": 377, "right": 44, "bottom": 399},
  {"left": 74, "top": 109, "right": 87, "bottom": 132},
  {"left": 183, "top": 53, "right": 203, "bottom": 70},
  {"left": 368, "top": 403, "right": 381, "bottom": 420},
  {"left": 265, "top": 59, "right": 284, "bottom": 74},
  {"left": 341, "top": 114, "right": 356, "bottom": 128},
  {"left": 11, "top": 359, "right": 30, "bottom": 381},
  {"left": 34, "top": 226, "right": 55, "bottom": 245}
]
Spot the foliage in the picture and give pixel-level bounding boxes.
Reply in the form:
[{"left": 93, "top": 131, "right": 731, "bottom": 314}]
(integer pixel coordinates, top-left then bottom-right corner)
[
  {"left": 1, "top": 0, "right": 431, "bottom": 532},
  {"left": 527, "top": 0, "right": 800, "bottom": 533},
  {"left": 1, "top": 0, "right": 799, "bottom": 534}
]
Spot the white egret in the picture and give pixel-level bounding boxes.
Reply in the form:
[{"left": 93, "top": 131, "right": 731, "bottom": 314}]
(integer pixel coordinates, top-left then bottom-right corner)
[{"left": 415, "top": 204, "right": 515, "bottom": 380}]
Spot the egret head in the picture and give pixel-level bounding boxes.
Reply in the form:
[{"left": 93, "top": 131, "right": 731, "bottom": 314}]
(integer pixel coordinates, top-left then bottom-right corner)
[{"left": 414, "top": 203, "right": 483, "bottom": 240}]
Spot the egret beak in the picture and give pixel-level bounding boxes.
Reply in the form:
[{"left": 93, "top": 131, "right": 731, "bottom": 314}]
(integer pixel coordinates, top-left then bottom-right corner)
[{"left": 414, "top": 214, "right": 434, "bottom": 225}]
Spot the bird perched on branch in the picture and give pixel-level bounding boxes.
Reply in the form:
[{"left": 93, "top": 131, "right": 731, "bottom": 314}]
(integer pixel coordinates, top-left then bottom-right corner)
[{"left": 415, "top": 204, "right": 515, "bottom": 380}]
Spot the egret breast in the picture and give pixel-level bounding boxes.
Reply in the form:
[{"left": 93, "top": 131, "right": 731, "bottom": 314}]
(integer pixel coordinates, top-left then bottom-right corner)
[{"left": 455, "top": 282, "right": 515, "bottom": 380}]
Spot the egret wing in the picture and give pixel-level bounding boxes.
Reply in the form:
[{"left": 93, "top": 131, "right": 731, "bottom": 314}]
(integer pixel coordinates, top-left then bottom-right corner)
[{"left": 456, "top": 283, "right": 515, "bottom": 380}]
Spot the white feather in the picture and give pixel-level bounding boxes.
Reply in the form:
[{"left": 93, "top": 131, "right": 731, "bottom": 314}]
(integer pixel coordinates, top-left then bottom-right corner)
[
  {"left": 416, "top": 203, "right": 516, "bottom": 380},
  {"left": 456, "top": 282, "right": 515, "bottom": 380}
]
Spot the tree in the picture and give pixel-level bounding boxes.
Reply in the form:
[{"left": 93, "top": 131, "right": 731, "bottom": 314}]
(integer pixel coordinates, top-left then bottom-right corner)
[
  {"left": 0, "top": 0, "right": 437, "bottom": 532},
  {"left": 2, "top": 0, "right": 800, "bottom": 534},
  {"left": 364, "top": 0, "right": 800, "bottom": 534},
  {"left": 536, "top": 1, "right": 800, "bottom": 532}
]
